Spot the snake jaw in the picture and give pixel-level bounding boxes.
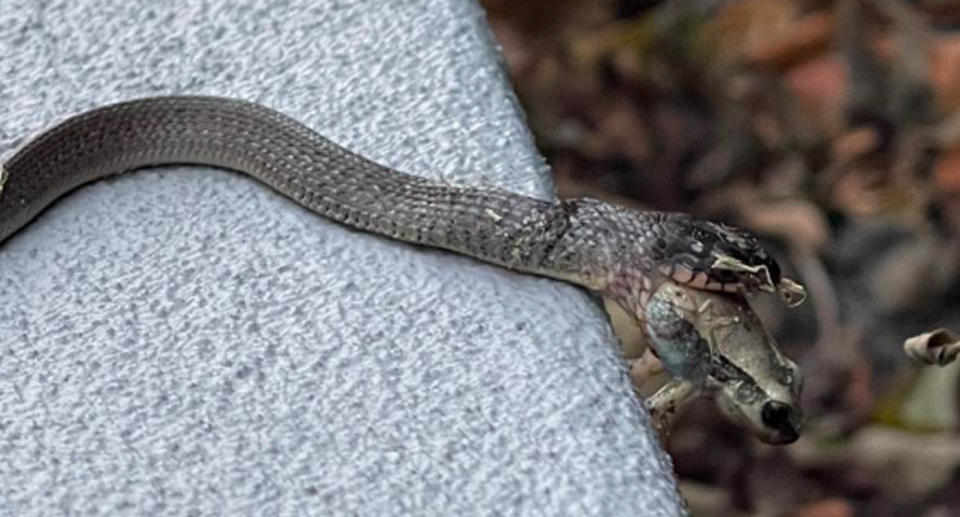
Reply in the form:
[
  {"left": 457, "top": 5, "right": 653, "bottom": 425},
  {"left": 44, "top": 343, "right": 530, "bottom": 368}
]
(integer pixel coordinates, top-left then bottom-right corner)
[
  {"left": 777, "top": 278, "right": 807, "bottom": 308},
  {"left": 709, "top": 255, "right": 776, "bottom": 292},
  {"left": 709, "top": 255, "right": 807, "bottom": 308}
]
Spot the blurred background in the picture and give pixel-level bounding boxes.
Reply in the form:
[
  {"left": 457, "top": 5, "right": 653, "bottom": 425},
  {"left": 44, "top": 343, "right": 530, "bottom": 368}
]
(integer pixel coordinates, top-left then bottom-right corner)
[{"left": 480, "top": 0, "right": 960, "bottom": 515}]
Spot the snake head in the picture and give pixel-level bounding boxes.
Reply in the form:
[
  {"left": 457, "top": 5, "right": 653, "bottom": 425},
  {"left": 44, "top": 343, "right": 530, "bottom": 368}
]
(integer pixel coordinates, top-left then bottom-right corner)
[{"left": 657, "top": 215, "right": 806, "bottom": 307}]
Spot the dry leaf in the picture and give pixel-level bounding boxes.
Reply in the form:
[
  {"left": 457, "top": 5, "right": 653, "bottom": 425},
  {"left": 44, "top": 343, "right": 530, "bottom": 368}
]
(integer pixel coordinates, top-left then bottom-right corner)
[{"left": 904, "top": 328, "right": 960, "bottom": 366}]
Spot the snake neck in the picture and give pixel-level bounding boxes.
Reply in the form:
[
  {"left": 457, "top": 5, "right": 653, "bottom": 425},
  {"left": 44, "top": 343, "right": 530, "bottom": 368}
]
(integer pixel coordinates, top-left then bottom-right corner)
[
  {"left": 417, "top": 193, "right": 674, "bottom": 309},
  {"left": 523, "top": 198, "right": 674, "bottom": 310}
]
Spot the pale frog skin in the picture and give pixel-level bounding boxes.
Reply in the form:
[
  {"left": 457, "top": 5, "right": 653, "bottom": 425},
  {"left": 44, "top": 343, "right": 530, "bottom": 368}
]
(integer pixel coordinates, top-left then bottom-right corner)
[{"left": 631, "top": 279, "right": 804, "bottom": 445}]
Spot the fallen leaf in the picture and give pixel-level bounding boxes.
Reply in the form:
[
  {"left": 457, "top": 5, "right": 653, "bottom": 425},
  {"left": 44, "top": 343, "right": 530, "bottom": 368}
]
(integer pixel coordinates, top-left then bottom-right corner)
[{"left": 905, "top": 328, "right": 960, "bottom": 366}]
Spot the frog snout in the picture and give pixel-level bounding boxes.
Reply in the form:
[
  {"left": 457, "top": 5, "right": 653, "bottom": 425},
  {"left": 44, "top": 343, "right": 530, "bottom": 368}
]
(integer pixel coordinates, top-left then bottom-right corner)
[{"left": 761, "top": 400, "right": 800, "bottom": 444}]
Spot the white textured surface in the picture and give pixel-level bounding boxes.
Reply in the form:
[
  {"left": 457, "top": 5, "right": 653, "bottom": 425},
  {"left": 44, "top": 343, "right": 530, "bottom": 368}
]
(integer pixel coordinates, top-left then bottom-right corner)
[{"left": 0, "top": 0, "right": 685, "bottom": 515}]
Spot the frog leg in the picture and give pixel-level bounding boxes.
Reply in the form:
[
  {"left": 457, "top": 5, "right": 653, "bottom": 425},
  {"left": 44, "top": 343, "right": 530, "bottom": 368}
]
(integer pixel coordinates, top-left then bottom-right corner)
[
  {"left": 645, "top": 378, "right": 698, "bottom": 442},
  {"left": 628, "top": 347, "right": 664, "bottom": 388}
]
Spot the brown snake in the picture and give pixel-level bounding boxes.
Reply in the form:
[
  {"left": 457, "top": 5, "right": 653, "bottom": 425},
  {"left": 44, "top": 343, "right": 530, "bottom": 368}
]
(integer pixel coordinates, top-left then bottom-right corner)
[{"left": 0, "top": 96, "right": 806, "bottom": 443}]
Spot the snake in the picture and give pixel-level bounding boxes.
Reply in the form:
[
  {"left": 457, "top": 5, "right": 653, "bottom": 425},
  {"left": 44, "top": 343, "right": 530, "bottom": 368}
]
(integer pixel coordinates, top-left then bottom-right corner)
[
  {"left": 0, "top": 95, "right": 810, "bottom": 444},
  {"left": 0, "top": 96, "right": 802, "bottom": 313}
]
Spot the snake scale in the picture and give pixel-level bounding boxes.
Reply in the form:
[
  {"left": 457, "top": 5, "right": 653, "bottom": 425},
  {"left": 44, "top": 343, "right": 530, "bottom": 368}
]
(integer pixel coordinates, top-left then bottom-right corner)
[{"left": 0, "top": 96, "right": 805, "bottom": 443}]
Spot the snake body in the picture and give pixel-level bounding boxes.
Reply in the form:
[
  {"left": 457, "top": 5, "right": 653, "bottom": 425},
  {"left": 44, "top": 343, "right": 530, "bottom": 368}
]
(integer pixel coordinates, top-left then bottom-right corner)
[{"left": 0, "top": 96, "right": 781, "bottom": 309}]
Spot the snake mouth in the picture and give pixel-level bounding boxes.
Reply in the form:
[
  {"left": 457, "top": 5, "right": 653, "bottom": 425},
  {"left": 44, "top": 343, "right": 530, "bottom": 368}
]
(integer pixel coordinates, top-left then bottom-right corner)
[
  {"left": 662, "top": 262, "right": 743, "bottom": 294},
  {"left": 660, "top": 257, "right": 808, "bottom": 308}
]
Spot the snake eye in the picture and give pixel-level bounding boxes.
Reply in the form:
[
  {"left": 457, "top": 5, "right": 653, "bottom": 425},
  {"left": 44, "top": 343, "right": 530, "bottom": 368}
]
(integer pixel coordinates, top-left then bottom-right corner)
[{"left": 711, "top": 269, "right": 738, "bottom": 283}]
